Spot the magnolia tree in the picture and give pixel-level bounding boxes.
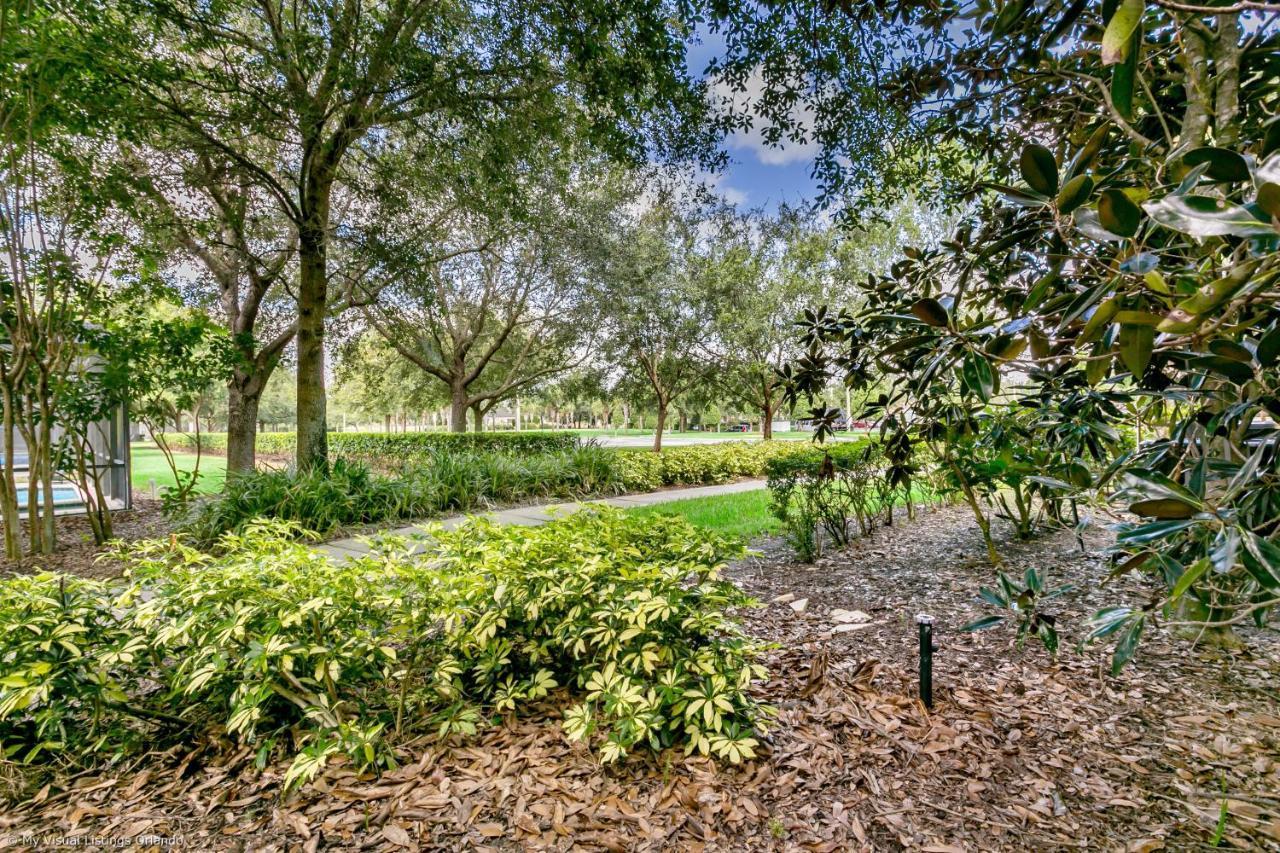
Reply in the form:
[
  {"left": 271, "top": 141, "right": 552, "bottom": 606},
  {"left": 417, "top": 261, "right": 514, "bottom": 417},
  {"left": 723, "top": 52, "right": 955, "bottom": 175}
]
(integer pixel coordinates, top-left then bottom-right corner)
[{"left": 776, "top": 2, "right": 1279, "bottom": 664}]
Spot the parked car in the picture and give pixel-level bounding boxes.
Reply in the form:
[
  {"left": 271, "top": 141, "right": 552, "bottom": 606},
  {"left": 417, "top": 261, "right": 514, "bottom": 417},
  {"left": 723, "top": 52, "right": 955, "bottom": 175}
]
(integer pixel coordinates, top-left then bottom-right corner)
[{"left": 724, "top": 423, "right": 752, "bottom": 432}]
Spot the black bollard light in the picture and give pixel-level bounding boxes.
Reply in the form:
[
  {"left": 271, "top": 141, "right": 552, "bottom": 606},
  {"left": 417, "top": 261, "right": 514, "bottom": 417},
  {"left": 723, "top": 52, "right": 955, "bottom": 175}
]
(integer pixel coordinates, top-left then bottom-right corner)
[{"left": 916, "top": 613, "right": 934, "bottom": 709}]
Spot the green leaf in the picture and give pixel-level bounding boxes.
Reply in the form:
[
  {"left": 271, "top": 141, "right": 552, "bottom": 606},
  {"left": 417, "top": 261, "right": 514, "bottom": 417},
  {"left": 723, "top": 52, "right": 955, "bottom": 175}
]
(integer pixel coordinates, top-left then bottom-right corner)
[
  {"left": 1110, "top": 615, "right": 1145, "bottom": 675},
  {"left": 1117, "top": 518, "right": 1197, "bottom": 545},
  {"left": 1182, "top": 147, "right": 1251, "bottom": 183},
  {"left": 1055, "top": 174, "right": 1095, "bottom": 213},
  {"left": 1257, "top": 326, "right": 1280, "bottom": 367},
  {"left": 1123, "top": 469, "right": 1207, "bottom": 508},
  {"left": 1085, "top": 606, "right": 1133, "bottom": 642},
  {"left": 1168, "top": 557, "right": 1210, "bottom": 603},
  {"left": 1208, "top": 339, "right": 1254, "bottom": 363},
  {"left": 910, "top": 298, "right": 949, "bottom": 327},
  {"left": 1110, "top": 43, "right": 1138, "bottom": 119},
  {"left": 1101, "top": 0, "right": 1143, "bottom": 66},
  {"left": 1257, "top": 183, "right": 1280, "bottom": 220},
  {"left": 1020, "top": 144, "right": 1059, "bottom": 196},
  {"left": 1128, "top": 498, "right": 1195, "bottom": 519},
  {"left": 1118, "top": 322, "right": 1154, "bottom": 377},
  {"left": 1099, "top": 189, "right": 1141, "bottom": 237},
  {"left": 961, "top": 352, "right": 996, "bottom": 402},
  {"left": 1144, "top": 194, "right": 1276, "bottom": 238},
  {"left": 961, "top": 615, "right": 1006, "bottom": 632},
  {"left": 1242, "top": 532, "right": 1280, "bottom": 590}
]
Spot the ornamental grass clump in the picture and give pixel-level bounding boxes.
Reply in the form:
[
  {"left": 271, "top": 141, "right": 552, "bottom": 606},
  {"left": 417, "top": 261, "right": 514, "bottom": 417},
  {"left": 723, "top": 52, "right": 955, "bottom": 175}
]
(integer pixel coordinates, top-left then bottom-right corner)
[{"left": 0, "top": 511, "right": 769, "bottom": 791}]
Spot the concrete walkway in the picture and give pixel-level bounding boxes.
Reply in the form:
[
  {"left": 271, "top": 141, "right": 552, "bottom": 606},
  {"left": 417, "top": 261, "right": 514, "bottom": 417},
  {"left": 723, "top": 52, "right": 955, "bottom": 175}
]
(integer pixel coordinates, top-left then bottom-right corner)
[{"left": 317, "top": 479, "right": 767, "bottom": 561}]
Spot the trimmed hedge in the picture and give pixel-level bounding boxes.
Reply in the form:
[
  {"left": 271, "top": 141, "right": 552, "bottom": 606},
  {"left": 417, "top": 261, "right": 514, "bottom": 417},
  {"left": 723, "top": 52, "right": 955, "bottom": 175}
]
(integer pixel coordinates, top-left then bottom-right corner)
[
  {"left": 616, "top": 440, "right": 816, "bottom": 492},
  {"left": 165, "top": 430, "right": 580, "bottom": 458}
]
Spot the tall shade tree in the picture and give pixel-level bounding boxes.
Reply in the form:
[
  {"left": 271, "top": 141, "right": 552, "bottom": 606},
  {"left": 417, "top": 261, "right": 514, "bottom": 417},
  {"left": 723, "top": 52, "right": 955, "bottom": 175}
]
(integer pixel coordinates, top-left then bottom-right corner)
[
  {"left": 365, "top": 210, "right": 596, "bottom": 432},
  {"left": 111, "top": 145, "right": 298, "bottom": 475},
  {"left": 709, "top": 207, "right": 833, "bottom": 439},
  {"left": 108, "top": 0, "right": 717, "bottom": 469},
  {"left": 598, "top": 200, "right": 720, "bottom": 452}
]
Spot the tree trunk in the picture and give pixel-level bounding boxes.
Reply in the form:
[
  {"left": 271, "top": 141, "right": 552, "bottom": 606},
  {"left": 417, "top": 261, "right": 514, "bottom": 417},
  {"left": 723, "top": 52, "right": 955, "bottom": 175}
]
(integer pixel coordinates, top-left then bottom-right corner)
[
  {"left": 762, "top": 398, "right": 775, "bottom": 440},
  {"left": 450, "top": 384, "right": 468, "bottom": 433},
  {"left": 225, "top": 376, "right": 262, "bottom": 476},
  {"left": 653, "top": 399, "right": 667, "bottom": 453},
  {"left": 0, "top": 386, "right": 21, "bottom": 559},
  {"left": 295, "top": 184, "right": 332, "bottom": 471},
  {"left": 471, "top": 403, "right": 484, "bottom": 432}
]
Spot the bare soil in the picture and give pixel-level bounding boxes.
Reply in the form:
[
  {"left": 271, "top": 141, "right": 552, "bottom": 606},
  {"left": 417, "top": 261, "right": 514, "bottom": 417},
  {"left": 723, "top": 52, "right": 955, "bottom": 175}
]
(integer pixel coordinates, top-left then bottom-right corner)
[{"left": 1, "top": 505, "right": 1277, "bottom": 851}]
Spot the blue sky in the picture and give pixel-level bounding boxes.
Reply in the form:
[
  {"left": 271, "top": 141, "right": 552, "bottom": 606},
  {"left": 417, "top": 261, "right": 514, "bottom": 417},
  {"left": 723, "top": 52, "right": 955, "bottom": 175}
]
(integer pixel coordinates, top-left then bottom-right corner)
[{"left": 685, "top": 29, "right": 822, "bottom": 210}]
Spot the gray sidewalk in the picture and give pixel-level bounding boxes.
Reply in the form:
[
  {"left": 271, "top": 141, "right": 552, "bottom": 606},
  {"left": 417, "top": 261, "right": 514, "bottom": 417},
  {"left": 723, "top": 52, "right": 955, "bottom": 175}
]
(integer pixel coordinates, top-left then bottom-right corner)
[{"left": 317, "top": 479, "right": 766, "bottom": 561}]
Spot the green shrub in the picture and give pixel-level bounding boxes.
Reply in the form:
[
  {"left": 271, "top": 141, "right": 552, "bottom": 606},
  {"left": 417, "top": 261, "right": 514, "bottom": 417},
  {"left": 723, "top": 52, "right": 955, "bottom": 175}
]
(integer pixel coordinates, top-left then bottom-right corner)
[
  {"left": 616, "top": 441, "right": 813, "bottom": 492},
  {"left": 0, "top": 512, "right": 768, "bottom": 787},
  {"left": 765, "top": 440, "right": 910, "bottom": 561},
  {"left": 179, "top": 447, "right": 626, "bottom": 545},
  {"left": 165, "top": 430, "right": 580, "bottom": 460}
]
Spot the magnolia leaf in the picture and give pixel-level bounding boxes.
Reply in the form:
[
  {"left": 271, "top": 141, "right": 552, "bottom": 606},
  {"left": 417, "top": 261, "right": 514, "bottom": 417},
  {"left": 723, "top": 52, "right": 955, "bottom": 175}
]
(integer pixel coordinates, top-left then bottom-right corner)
[
  {"left": 1086, "top": 342, "right": 1111, "bottom": 385},
  {"left": 1169, "top": 558, "right": 1210, "bottom": 603},
  {"left": 1118, "top": 322, "right": 1154, "bottom": 377},
  {"left": 910, "top": 298, "right": 949, "bottom": 327},
  {"left": 1055, "top": 173, "right": 1094, "bottom": 213},
  {"left": 1111, "top": 615, "right": 1145, "bottom": 675},
  {"left": 1101, "top": 0, "right": 1143, "bottom": 65},
  {"left": 1144, "top": 194, "right": 1276, "bottom": 238},
  {"left": 1257, "top": 326, "right": 1280, "bottom": 367},
  {"left": 1099, "top": 189, "right": 1141, "bottom": 237},
  {"left": 1143, "top": 270, "right": 1170, "bottom": 293},
  {"left": 1182, "top": 147, "right": 1251, "bottom": 183},
  {"left": 1187, "top": 355, "right": 1254, "bottom": 384},
  {"left": 1113, "top": 310, "right": 1162, "bottom": 326},
  {"left": 1074, "top": 208, "right": 1124, "bottom": 243},
  {"left": 1258, "top": 182, "right": 1280, "bottom": 220},
  {"left": 1079, "top": 299, "right": 1118, "bottom": 343},
  {"left": 1111, "top": 41, "right": 1138, "bottom": 119},
  {"left": 1118, "top": 251, "right": 1157, "bottom": 274},
  {"left": 1129, "top": 498, "right": 1196, "bottom": 519},
  {"left": 961, "top": 615, "right": 1006, "bottom": 632},
  {"left": 1265, "top": 121, "right": 1280, "bottom": 158},
  {"left": 1020, "top": 144, "right": 1059, "bottom": 196},
  {"left": 1208, "top": 339, "right": 1254, "bottom": 363}
]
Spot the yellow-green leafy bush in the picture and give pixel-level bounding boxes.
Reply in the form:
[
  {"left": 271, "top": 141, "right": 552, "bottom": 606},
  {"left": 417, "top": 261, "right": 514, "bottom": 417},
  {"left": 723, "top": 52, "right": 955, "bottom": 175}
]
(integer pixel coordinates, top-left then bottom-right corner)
[{"left": 0, "top": 511, "right": 768, "bottom": 788}]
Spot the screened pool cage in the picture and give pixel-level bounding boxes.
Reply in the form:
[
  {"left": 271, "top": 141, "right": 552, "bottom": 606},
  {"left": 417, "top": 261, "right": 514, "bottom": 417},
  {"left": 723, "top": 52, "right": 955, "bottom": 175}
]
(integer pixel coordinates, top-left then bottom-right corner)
[{"left": 2, "top": 403, "right": 131, "bottom": 516}]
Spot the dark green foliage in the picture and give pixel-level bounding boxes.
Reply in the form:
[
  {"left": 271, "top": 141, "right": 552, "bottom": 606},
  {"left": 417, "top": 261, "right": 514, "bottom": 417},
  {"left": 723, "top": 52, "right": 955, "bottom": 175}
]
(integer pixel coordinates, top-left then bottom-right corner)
[
  {"left": 178, "top": 447, "right": 624, "bottom": 545},
  {"left": 764, "top": 441, "right": 929, "bottom": 561},
  {"left": 167, "top": 430, "right": 581, "bottom": 460},
  {"left": 961, "top": 568, "right": 1073, "bottom": 658}
]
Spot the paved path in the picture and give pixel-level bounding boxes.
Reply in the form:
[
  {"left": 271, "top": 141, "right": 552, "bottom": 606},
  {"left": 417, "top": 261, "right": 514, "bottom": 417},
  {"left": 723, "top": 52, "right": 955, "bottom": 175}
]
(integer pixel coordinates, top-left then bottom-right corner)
[{"left": 318, "top": 479, "right": 767, "bottom": 561}]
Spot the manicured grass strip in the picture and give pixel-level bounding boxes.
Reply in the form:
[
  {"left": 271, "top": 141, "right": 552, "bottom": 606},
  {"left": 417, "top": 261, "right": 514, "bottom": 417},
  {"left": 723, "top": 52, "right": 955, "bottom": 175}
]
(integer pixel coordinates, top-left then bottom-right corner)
[
  {"left": 130, "top": 442, "right": 226, "bottom": 495},
  {"left": 625, "top": 488, "right": 780, "bottom": 542}
]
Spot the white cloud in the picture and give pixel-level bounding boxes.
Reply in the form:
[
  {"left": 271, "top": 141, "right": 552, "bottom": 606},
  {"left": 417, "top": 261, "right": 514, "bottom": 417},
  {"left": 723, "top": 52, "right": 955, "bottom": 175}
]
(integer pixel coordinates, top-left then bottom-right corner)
[{"left": 710, "top": 68, "right": 820, "bottom": 167}]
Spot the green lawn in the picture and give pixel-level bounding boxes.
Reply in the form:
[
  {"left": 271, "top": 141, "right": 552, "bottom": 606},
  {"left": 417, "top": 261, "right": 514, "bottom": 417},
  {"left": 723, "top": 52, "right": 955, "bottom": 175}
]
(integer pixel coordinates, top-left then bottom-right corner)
[
  {"left": 130, "top": 441, "right": 226, "bottom": 495},
  {"left": 625, "top": 488, "right": 779, "bottom": 542}
]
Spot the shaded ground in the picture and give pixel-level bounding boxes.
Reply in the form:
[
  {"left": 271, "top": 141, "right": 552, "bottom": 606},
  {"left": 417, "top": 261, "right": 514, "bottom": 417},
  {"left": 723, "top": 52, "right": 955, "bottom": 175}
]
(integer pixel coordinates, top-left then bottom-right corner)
[
  {"left": 2, "top": 506, "right": 1278, "bottom": 850},
  {"left": 0, "top": 497, "right": 169, "bottom": 580}
]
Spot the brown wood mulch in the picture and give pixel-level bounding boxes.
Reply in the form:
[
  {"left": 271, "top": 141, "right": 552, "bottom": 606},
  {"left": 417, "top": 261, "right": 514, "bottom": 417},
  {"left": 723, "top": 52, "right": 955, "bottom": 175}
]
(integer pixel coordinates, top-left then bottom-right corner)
[
  {"left": 0, "top": 496, "right": 170, "bottom": 580},
  {"left": 1, "top": 507, "right": 1277, "bottom": 851}
]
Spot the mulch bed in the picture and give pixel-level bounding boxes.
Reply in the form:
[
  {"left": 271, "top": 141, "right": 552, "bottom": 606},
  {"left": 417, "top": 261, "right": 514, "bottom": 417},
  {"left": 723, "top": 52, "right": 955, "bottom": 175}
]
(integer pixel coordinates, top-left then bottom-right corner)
[
  {"left": 1, "top": 506, "right": 1278, "bottom": 851},
  {"left": 0, "top": 495, "right": 170, "bottom": 580}
]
